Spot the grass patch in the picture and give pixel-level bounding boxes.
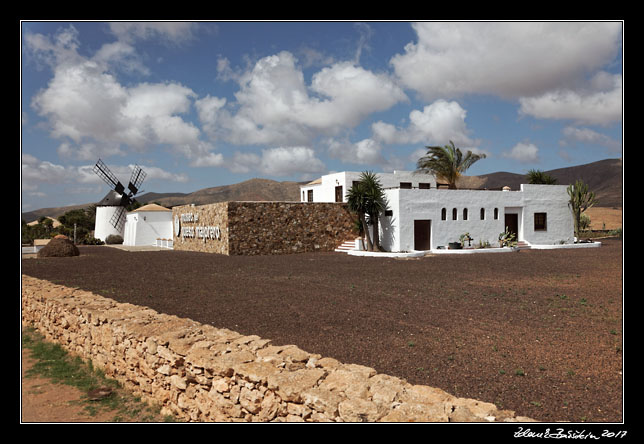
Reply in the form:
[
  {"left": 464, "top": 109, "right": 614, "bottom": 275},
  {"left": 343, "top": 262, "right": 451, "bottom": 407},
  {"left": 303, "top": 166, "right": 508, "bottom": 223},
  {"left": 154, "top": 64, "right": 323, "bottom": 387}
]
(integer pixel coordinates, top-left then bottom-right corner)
[{"left": 22, "top": 327, "right": 174, "bottom": 422}]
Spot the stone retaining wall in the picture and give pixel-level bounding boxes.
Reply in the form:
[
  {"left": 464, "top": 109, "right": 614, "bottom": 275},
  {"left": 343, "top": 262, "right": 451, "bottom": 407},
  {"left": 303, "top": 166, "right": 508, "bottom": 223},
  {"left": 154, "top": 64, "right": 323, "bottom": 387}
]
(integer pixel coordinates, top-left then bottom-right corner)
[
  {"left": 21, "top": 275, "right": 534, "bottom": 423},
  {"left": 172, "top": 202, "right": 356, "bottom": 255}
]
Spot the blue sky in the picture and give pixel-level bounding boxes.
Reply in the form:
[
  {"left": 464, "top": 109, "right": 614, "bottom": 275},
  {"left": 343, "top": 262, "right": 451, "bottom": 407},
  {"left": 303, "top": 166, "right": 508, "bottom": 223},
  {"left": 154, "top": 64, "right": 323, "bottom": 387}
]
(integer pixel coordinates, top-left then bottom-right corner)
[{"left": 21, "top": 21, "right": 623, "bottom": 212}]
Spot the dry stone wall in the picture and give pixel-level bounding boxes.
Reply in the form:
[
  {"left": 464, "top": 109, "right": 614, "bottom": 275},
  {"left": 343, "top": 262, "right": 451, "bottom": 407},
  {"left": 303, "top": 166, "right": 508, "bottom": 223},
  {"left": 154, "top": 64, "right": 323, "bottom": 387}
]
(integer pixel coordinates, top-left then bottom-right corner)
[
  {"left": 22, "top": 275, "right": 534, "bottom": 423},
  {"left": 172, "top": 202, "right": 356, "bottom": 256}
]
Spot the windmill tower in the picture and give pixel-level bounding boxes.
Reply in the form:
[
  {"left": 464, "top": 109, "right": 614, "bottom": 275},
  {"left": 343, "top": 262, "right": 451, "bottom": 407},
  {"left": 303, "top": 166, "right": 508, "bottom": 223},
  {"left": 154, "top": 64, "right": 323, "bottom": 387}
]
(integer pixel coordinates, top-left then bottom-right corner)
[{"left": 93, "top": 159, "right": 146, "bottom": 242}]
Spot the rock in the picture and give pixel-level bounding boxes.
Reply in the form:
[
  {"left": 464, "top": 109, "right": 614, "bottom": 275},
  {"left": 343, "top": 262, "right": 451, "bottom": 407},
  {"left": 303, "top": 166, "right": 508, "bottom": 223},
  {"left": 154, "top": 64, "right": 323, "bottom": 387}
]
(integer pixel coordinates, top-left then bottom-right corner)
[{"left": 267, "top": 368, "right": 326, "bottom": 403}]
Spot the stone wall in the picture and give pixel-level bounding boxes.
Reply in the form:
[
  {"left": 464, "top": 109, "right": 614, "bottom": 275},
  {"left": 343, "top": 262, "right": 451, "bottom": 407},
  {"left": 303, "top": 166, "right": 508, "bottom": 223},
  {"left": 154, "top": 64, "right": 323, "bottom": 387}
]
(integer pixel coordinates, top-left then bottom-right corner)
[
  {"left": 228, "top": 202, "right": 355, "bottom": 256},
  {"left": 172, "top": 202, "right": 356, "bottom": 256},
  {"left": 21, "top": 275, "right": 534, "bottom": 423}
]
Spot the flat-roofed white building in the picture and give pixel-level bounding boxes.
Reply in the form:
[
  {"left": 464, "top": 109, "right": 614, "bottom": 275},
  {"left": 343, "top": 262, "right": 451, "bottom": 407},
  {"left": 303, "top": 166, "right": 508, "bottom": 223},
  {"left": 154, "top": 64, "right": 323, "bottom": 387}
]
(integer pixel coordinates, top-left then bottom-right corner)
[
  {"left": 123, "top": 204, "right": 173, "bottom": 247},
  {"left": 301, "top": 171, "right": 575, "bottom": 251}
]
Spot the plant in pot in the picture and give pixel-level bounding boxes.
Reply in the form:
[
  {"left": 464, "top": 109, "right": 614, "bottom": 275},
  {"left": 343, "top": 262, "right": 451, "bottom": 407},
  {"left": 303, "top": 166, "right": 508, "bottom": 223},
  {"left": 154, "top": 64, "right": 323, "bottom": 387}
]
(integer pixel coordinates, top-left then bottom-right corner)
[{"left": 498, "top": 227, "right": 517, "bottom": 248}]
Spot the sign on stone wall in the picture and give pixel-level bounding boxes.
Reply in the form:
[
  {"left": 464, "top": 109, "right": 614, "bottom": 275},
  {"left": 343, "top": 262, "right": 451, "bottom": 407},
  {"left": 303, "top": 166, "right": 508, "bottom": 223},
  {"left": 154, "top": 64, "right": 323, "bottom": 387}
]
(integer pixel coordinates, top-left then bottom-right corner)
[{"left": 175, "top": 212, "right": 221, "bottom": 242}]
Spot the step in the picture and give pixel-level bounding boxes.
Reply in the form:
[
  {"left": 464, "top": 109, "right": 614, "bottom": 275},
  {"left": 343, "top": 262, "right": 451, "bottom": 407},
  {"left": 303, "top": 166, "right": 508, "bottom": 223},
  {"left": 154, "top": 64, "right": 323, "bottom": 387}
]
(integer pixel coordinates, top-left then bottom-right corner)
[
  {"left": 335, "top": 240, "right": 357, "bottom": 252},
  {"left": 516, "top": 241, "right": 531, "bottom": 249}
]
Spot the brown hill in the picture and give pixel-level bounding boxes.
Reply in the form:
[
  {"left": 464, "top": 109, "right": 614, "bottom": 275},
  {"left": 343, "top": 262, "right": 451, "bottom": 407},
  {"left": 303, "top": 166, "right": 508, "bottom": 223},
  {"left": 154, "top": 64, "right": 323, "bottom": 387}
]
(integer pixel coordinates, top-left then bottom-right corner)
[{"left": 458, "top": 158, "right": 622, "bottom": 208}]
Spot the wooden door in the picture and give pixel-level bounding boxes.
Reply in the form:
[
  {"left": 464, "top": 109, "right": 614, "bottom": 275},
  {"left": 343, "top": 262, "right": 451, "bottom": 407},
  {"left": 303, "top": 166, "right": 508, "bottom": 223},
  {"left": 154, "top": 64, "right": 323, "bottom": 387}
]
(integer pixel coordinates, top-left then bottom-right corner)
[
  {"left": 335, "top": 186, "right": 343, "bottom": 202},
  {"left": 505, "top": 213, "right": 518, "bottom": 239},
  {"left": 414, "top": 220, "right": 431, "bottom": 250}
]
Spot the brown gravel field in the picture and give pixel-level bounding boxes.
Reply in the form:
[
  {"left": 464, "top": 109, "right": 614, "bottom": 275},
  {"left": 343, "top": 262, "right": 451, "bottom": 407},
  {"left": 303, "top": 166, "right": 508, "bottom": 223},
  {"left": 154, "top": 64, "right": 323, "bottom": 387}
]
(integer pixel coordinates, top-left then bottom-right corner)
[{"left": 21, "top": 239, "right": 623, "bottom": 423}]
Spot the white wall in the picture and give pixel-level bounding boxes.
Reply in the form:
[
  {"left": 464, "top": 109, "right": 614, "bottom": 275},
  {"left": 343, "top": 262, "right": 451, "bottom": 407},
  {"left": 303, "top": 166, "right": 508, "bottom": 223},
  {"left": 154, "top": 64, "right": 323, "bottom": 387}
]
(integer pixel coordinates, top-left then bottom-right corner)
[
  {"left": 123, "top": 211, "right": 173, "bottom": 246},
  {"left": 301, "top": 171, "right": 437, "bottom": 202},
  {"left": 95, "top": 206, "right": 125, "bottom": 242},
  {"left": 382, "top": 184, "right": 574, "bottom": 251}
]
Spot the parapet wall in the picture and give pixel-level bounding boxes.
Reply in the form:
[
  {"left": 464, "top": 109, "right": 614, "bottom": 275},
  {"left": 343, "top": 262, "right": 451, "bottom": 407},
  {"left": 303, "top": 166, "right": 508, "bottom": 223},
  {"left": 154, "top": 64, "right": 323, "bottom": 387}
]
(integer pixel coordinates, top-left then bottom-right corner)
[
  {"left": 172, "top": 202, "right": 356, "bottom": 256},
  {"left": 21, "top": 275, "right": 534, "bottom": 423}
]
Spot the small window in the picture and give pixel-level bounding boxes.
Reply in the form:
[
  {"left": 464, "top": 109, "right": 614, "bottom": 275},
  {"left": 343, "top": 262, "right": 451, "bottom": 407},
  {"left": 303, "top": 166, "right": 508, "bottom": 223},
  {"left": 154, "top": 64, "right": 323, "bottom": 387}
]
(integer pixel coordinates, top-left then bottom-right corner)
[
  {"left": 452, "top": 208, "right": 457, "bottom": 220},
  {"left": 385, "top": 210, "right": 393, "bottom": 217},
  {"left": 534, "top": 213, "right": 547, "bottom": 231},
  {"left": 419, "top": 182, "right": 431, "bottom": 189},
  {"left": 480, "top": 208, "right": 485, "bottom": 220},
  {"left": 463, "top": 208, "right": 468, "bottom": 220},
  {"left": 400, "top": 182, "right": 412, "bottom": 189},
  {"left": 494, "top": 208, "right": 499, "bottom": 220},
  {"left": 307, "top": 189, "right": 313, "bottom": 202},
  {"left": 441, "top": 208, "right": 447, "bottom": 220}
]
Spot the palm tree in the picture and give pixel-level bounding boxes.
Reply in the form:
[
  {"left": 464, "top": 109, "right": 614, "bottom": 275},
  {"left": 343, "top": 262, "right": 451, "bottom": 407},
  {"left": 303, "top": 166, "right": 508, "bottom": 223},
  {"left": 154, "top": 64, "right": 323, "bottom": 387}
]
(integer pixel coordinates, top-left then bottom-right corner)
[
  {"left": 346, "top": 171, "right": 388, "bottom": 252},
  {"left": 567, "top": 179, "right": 598, "bottom": 240},
  {"left": 526, "top": 169, "right": 557, "bottom": 184},
  {"left": 346, "top": 179, "right": 372, "bottom": 252},
  {"left": 416, "top": 141, "right": 486, "bottom": 189}
]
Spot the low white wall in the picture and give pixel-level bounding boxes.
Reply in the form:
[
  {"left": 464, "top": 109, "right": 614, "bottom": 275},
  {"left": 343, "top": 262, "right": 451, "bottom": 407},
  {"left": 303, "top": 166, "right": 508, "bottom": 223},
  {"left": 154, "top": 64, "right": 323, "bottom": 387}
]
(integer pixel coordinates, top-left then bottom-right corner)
[{"left": 382, "top": 185, "right": 574, "bottom": 252}]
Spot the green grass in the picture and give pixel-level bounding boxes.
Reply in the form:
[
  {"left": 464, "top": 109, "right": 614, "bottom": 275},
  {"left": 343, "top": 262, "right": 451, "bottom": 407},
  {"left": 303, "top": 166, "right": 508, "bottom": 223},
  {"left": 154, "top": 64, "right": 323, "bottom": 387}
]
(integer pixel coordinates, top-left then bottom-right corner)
[{"left": 22, "top": 327, "right": 175, "bottom": 422}]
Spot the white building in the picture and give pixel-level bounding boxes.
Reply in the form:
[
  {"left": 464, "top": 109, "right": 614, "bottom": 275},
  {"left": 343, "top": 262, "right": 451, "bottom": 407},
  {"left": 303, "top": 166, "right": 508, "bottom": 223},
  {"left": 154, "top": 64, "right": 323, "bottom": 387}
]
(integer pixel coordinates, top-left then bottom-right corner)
[
  {"left": 302, "top": 171, "right": 575, "bottom": 251},
  {"left": 123, "top": 204, "right": 173, "bottom": 247}
]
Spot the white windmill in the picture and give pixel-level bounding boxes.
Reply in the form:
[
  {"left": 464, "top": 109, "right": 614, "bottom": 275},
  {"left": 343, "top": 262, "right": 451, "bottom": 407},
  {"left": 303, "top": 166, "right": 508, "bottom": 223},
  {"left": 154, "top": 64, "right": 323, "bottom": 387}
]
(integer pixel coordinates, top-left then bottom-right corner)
[{"left": 92, "top": 159, "right": 146, "bottom": 242}]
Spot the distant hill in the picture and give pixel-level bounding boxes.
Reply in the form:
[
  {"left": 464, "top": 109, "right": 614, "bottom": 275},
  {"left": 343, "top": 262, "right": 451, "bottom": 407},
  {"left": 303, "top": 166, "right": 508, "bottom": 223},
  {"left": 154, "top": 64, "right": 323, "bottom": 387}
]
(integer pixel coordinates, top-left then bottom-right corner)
[
  {"left": 22, "top": 178, "right": 305, "bottom": 223},
  {"left": 458, "top": 158, "right": 622, "bottom": 208},
  {"left": 22, "top": 158, "right": 622, "bottom": 223}
]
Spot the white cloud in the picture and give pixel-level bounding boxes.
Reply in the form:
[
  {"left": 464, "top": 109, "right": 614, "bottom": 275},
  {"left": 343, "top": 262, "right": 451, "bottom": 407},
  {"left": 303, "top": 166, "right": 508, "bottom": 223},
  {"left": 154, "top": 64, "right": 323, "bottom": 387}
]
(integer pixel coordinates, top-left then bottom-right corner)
[
  {"left": 327, "top": 138, "right": 385, "bottom": 165},
  {"left": 224, "top": 146, "right": 326, "bottom": 177},
  {"left": 372, "top": 100, "right": 477, "bottom": 148},
  {"left": 200, "top": 52, "right": 407, "bottom": 147},
  {"left": 259, "top": 146, "right": 326, "bottom": 177},
  {"left": 518, "top": 72, "right": 622, "bottom": 126},
  {"left": 560, "top": 126, "right": 621, "bottom": 152},
  {"left": 502, "top": 142, "right": 540, "bottom": 163},
  {"left": 391, "top": 22, "right": 622, "bottom": 101},
  {"left": 107, "top": 22, "right": 200, "bottom": 45}
]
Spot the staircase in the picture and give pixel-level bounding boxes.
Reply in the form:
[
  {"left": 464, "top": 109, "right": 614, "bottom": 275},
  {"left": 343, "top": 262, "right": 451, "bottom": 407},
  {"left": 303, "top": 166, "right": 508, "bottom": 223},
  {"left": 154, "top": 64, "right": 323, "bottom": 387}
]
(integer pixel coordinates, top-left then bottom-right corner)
[
  {"left": 516, "top": 241, "right": 531, "bottom": 250},
  {"left": 335, "top": 239, "right": 358, "bottom": 252}
]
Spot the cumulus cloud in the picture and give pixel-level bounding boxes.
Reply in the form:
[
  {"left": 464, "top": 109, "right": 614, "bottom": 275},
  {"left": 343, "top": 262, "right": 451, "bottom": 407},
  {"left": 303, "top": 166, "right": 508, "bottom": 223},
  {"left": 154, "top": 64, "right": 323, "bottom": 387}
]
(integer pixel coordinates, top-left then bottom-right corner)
[
  {"left": 391, "top": 22, "right": 622, "bottom": 101},
  {"left": 21, "top": 154, "right": 188, "bottom": 196},
  {"left": 372, "top": 100, "right": 478, "bottom": 148},
  {"left": 502, "top": 142, "right": 540, "bottom": 163},
  {"left": 198, "top": 51, "right": 407, "bottom": 147},
  {"left": 225, "top": 146, "right": 326, "bottom": 177},
  {"left": 26, "top": 29, "right": 222, "bottom": 166},
  {"left": 560, "top": 126, "right": 622, "bottom": 152},
  {"left": 107, "top": 22, "right": 200, "bottom": 45},
  {"left": 518, "top": 72, "right": 622, "bottom": 126}
]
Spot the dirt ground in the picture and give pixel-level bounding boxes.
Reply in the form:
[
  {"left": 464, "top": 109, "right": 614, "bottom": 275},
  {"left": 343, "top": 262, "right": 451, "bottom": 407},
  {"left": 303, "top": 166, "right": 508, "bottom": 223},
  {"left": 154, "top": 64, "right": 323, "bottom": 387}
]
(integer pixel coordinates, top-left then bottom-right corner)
[
  {"left": 585, "top": 207, "right": 622, "bottom": 231},
  {"left": 21, "top": 239, "right": 623, "bottom": 423},
  {"left": 21, "top": 348, "right": 117, "bottom": 423}
]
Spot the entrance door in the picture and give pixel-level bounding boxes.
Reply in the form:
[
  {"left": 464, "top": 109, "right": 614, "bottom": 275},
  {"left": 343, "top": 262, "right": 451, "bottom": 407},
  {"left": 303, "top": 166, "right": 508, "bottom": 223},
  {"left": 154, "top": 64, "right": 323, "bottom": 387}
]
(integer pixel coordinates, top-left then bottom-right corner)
[
  {"left": 505, "top": 213, "right": 519, "bottom": 239},
  {"left": 335, "top": 185, "right": 343, "bottom": 202},
  {"left": 414, "top": 220, "right": 431, "bottom": 250}
]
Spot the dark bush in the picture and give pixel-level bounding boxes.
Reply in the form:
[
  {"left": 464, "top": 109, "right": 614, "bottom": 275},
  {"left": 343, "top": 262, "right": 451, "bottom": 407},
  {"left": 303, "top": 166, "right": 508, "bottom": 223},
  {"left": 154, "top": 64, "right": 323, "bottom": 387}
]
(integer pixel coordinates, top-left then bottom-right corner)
[
  {"left": 105, "top": 234, "right": 123, "bottom": 245},
  {"left": 37, "top": 237, "right": 80, "bottom": 258}
]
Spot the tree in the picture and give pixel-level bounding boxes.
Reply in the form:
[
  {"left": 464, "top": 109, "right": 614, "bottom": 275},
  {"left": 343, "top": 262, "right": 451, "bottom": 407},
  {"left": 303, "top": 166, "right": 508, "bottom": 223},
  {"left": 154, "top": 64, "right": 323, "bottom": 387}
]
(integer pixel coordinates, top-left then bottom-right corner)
[
  {"left": 567, "top": 179, "right": 598, "bottom": 240},
  {"left": 526, "top": 169, "right": 557, "bottom": 184},
  {"left": 416, "top": 140, "right": 486, "bottom": 189},
  {"left": 346, "top": 171, "right": 389, "bottom": 252}
]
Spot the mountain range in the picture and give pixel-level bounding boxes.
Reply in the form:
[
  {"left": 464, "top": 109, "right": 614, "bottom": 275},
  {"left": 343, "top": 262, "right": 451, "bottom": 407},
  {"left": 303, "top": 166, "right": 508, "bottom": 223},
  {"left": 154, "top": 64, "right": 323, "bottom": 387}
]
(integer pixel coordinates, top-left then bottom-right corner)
[{"left": 22, "top": 158, "right": 622, "bottom": 223}]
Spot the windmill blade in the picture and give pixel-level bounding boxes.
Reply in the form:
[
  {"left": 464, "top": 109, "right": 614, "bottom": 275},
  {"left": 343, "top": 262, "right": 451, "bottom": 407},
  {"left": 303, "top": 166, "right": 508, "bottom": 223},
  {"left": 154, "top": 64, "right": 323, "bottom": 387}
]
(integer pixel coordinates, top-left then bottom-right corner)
[
  {"left": 94, "top": 159, "right": 125, "bottom": 195},
  {"left": 109, "top": 206, "right": 127, "bottom": 232},
  {"left": 127, "top": 165, "right": 146, "bottom": 196}
]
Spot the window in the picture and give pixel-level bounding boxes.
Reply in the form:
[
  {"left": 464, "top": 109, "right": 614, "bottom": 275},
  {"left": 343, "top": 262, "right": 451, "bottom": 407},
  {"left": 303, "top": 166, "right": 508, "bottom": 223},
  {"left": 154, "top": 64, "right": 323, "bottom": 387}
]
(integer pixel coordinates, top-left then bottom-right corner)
[
  {"left": 307, "top": 189, "right": 313, "bottom": 202},
  {"left": 385, "top": 210, "right": 393, "bottom": 217},
  {"left": 452, "top": 208, "right": 457, "bottom": 220},
  {"left": 419, "top": 182, "right": 431, "bottom": 189},
  {"left": 494, "top": 208, "right": 499, "bottom": 220},
  {"left": 480, "top": 208, "right": 485, "bottom": 220},
  {"left": 441, "top": 208, "right": 447, "bottom": 220},
  {"left": 463, "top": 208, "right": 468, "bottom": 220},
  {"left": 400, "top": 182, "right": 412, "bottom": 189},
  {"left": 534, "top": 213, "right": 547, "bottom": 231}
]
